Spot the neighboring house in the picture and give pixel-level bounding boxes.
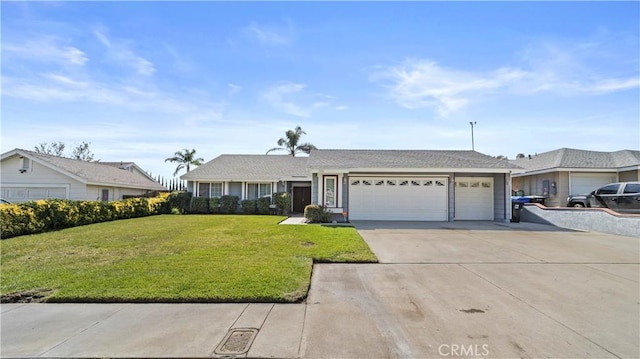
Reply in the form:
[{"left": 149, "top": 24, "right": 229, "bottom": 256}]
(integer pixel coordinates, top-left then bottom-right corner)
[
  {"left": 511, "top": 148, "right": 640, "bottom": 207},
  {"left": 1, "top": 148, "right": 167, "bottom": 202},
  {"left": 181, "top": 155, "right": 313, "bottom": 213},
  {"left": 183, "top": 150, "right": 523, "bottom": 222}
]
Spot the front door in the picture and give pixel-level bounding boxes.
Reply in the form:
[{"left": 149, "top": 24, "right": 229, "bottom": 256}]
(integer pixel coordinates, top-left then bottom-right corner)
[{"left": 293, "top": 187, "right": 311, "bottom": 213}]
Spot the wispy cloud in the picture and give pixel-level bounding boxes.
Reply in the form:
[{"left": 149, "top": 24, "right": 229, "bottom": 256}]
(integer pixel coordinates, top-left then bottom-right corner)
[
  {"left": 239, "top": 21, "right": 293, "bottom": 46},
  {"left": 93, "top": 26, "right": 155, "bottom": 76},
  {"left": 372, "top": 32, "right": 639, "bottom": 116},
  {"left": 2, "top": 36, "right": 88, "bottom": 66},
  {"left": 228, "top": 83, "right": 242, "bottom": 96},
  {"left": 262, "top": 82, "right": 337, "bottom": 117},
  {"left": 371, "top": 59, "right": 527, "bottom": 116},
  {"left": 263, "top": 82, "right": 310, "bottom": 117}
]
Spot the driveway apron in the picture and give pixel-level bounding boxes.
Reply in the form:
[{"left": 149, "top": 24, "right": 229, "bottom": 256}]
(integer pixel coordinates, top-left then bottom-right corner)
[{"left": 300, "top": 221, "right": 640, "bottom": 359}]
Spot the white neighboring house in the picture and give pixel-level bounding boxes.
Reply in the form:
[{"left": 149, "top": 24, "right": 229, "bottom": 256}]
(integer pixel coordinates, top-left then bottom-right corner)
[{"left": 0, "top": 148, "right": 167, "bottom": 202}]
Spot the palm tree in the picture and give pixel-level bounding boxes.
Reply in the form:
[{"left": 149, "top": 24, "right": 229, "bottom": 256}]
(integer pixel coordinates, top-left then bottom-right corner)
[
  {"left": 266, "top": 126, "right": 317, "bottom": 156},
  {"left": 165, "top": 149, "right": 204, "bottom": 176}
]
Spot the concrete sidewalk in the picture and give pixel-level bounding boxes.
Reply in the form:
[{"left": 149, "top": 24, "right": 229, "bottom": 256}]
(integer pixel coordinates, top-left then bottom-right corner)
[{"left": 1, "top": 303, "right": 305, "bottom": 358}]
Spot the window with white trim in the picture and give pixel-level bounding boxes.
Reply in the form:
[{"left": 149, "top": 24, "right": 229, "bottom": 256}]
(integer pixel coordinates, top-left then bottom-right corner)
[
  {"left": 324, "top": 176, "right": 337, "bottom": 207},
  {"left": 198, "top": 183, "right": 223, "bottom": 198},
  {"left": 247, "top": 183, "right": 272, "bottom": 200}
]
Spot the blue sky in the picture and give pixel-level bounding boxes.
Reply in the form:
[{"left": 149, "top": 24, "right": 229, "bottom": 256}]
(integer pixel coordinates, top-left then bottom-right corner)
[{"left": 2, "top": 1, "right": 639, "bottom": 179}]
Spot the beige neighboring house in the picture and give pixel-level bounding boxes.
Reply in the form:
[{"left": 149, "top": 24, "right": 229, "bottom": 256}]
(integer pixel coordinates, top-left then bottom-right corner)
[
  {"left": 0, "top": 148, "right": 166, "bottom": 203},
  {"left": 511, "top": 148, "right": 640, "bottom": 207}
]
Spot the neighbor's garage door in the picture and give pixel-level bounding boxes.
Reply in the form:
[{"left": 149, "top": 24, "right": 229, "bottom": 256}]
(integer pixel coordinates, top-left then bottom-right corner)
[
  {"left": 454, "top": 177, "right": 494, "bottom": 220},
  {"left": 570, "top": 173, "right": 617, "bottom": 195},
  {"left": 1, "top": 187, "right": 67, "bottom": 202},
  {"left": 349, "top": 177, "right": 448, "bottom": 221}
]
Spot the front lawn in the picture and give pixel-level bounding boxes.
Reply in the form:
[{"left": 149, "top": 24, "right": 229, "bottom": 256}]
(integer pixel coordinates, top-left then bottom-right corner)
[{"left": 0, "top": 215, "right": 377, "bottom": 303}]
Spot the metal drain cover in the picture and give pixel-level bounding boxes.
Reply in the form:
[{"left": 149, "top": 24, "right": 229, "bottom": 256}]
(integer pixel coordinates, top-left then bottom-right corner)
[{"left": 214, "top": 328, "right": 258, "bottom": 357}]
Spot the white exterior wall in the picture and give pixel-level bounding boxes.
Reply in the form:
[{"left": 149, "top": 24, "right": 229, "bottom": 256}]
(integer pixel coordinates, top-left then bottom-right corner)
[
  {"left": 1, "top": 156, "right": 87, "bottom": 201},
  {"left": 86, "top": 185, "right": 150, "bottom": 201}
]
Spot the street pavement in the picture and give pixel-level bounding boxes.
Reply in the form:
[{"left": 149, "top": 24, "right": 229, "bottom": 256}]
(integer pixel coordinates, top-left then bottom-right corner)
[{"left": 2, "top": 221, "right": 638, "bottom": 358}]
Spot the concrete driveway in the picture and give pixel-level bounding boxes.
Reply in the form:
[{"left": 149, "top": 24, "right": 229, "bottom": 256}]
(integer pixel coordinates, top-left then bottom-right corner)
[{"left": 301, "top": 221, "right": 640, "bottom": 358}]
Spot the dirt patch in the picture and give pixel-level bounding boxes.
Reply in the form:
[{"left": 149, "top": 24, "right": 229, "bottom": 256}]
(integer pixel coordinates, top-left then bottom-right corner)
[
  {"left": 1, "top": 289, "right": 54, "bottom": 303},
  {"left": 301, "top": 241, "right": 316, "bottom": 247}
]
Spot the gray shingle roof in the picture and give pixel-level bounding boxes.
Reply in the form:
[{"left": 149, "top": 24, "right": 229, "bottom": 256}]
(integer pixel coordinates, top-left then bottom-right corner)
[
  {"left": 9, "top": 149, "right": 166, "bottom": 190},
  {"left": 181, "top": 155, "right": 310, "bottom": 181},
  {"left": 511, "top": 148, "right": 640, "bottom": 173},
  {"left": 308, "top": 150, "right": 522, "bottom": 170}
]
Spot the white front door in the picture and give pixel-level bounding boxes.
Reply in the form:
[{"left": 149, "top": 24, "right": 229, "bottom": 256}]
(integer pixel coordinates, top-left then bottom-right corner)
[
  {"left": 349, "top": 177, "right": 448, "bottom": 221},
  {"left": 454, "top": 177, "right": 494, "bottom": 220}
]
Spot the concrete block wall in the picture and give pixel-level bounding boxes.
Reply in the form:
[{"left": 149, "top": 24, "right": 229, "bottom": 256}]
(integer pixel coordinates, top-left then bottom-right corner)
[{"left": 521, "top": 204, "right": 640, "bottom": 238}]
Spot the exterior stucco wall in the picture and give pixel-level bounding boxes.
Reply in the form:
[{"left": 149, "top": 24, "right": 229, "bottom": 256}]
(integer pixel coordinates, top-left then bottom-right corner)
[
  {"left": 513, "top": 172, "right": 564, "bottom": 207},
  {"left": 86, "top": 185, "right": 150, "bottom": 201},
  {"left": 619, "top": 169, "right": 640, "bottom": 182}
]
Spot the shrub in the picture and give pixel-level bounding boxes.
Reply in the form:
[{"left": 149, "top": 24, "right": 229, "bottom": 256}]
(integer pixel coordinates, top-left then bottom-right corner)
[
  {"left": 257, "top": 197, "right": 272, "bottom": 215},
  {"left": 304, "top": 204, "right": 332, "bottom": 223},
  {"left": 0, "top": 195, "right": 170, "bottom": 239},
  {"left": 167, "top": 191, "right": 192, "bottom": 214},
  {"left": 273, "top": 192, "right": 291, "bottom": 215},
  {"left": 219, "top": 195, "right": 239, "bottom": 214},
  {"left": 209, "top": 197, "right": 221, "bottom": 214},
  {"left": 241, "top": 200, "right": 257, "bottom": 214},
  {"left": 189, "top": 197, "right": 211, "bottom": 214}
]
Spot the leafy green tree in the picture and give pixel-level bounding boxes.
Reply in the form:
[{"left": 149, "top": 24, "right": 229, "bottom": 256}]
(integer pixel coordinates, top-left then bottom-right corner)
[
  {"left": 165, "top": 149, "right": 204, "bottom": 176},
  {"left": 266, "top": 126, "right": 317, "bottom": 156}
]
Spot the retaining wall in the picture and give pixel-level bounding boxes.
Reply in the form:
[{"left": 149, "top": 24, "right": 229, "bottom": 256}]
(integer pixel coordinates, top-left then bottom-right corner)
[{"left": 521, "top": 203, "right": 640, "bottom": 238}]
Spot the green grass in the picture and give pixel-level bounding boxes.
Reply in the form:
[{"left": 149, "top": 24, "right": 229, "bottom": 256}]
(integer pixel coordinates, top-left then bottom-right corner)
[{"left": 0, "top": 215, "right": 377, "bottom": 303}]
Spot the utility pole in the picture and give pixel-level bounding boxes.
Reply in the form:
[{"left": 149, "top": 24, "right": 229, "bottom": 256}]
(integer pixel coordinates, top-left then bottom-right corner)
[{"left": 469, "top": 121, "right": 477, "bottom": 151}]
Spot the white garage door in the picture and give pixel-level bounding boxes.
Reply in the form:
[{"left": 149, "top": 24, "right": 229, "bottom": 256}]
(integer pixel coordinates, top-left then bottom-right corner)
[
  {"left": 1, "top": 187, "right": 67, "bottom": 202},
  {"left": 570, "top": 173, "right": 617, "bottom": 195},
  {"left": 454, "top": 177, "right": 494, "bottom": 220},
  {"left": 349, "top": 177, "right": 448, "bottom": 221}
]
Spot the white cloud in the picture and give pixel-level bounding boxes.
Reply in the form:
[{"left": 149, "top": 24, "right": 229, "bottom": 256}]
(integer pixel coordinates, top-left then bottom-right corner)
[
  {"left": 371, "top": 59, "right": 527, "bottom": 116},
  {"left": 262, "top": 82, "right": 311, "bottom": 117},
  {"left": 93, "top": 27, "right": 155, "bottom": 76},
  {"left": 261, "top": 83, "right": 344, "bottom": 117},
  {"left": 372, "top": 31, "right": 639, "bottom": 116},
  {"left": 2, "top": 37, "right": 88, "bottom": 66},
  {"left": 243, "top": 22, "right": 291, "bottom": 46},
  {"left": 228, "top": 83, "right": 242, "bottom": 96}
]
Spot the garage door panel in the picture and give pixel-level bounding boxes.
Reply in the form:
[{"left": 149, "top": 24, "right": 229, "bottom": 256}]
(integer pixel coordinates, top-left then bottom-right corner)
[
  {"left": 349, "top": 177, "right": 448, "bottom": 221},
  {"left": 570, "top": 173, "right": 617, "bottom": 195},
  {"left": 455, "top": 178, "right": 493, "bottom": 220}
]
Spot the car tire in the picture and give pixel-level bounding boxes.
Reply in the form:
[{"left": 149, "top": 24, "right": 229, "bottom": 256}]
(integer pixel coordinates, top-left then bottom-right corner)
[{"left": 571, "top": 203, "right": 585, "bottom": 208}]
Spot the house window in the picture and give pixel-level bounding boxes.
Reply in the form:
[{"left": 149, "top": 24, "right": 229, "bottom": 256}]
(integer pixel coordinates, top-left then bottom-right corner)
[
  {"left": 247, "top": 183, "right": 272, "bottom": 200},
  {"left": 198, "top": 183, "right": 223, "bottom": 198},
  {"left": 101, "top": 189, "right": 109, "bottom": 202},
  {"left": 323, "top": 176, "right": 337, "bottom": 207}
]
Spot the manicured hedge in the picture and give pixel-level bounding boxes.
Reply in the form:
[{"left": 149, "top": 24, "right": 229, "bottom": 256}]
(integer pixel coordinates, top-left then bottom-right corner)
[{"left": 1, "top": 196, "right": 171, "bottom": 239}]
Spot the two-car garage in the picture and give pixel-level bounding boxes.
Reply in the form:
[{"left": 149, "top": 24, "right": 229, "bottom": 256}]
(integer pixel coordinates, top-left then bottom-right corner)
[{"left": 347, "top": 176, "right": 495, "bottom": 221}]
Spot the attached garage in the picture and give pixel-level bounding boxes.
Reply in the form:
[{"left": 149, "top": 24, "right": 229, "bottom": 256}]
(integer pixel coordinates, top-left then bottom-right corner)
[
  {"left": 348, "top": 177, "right": 448, "bottom": 221},
  {"left": 569, "top": 173, "right": 617, "bottom": 195},
  {"left": 1, "top": 186, "right": 68, "bottom": 202},
  {"left": 454, "top": 177, "right": 494, "bottom": 220}
]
